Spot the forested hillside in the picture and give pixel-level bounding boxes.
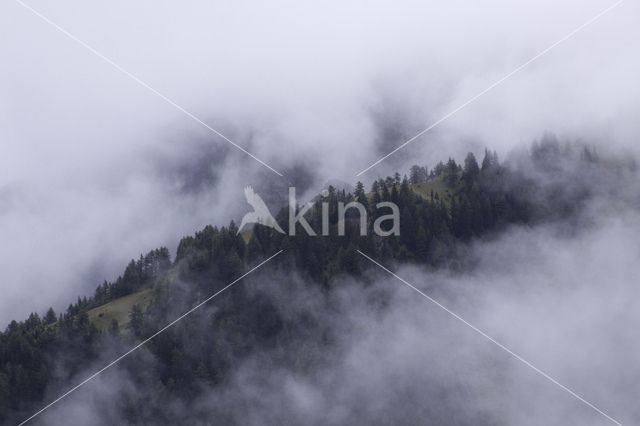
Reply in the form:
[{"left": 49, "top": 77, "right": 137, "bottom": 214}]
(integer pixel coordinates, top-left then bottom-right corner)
[{"left": 1, "top": 139, "right": 635, "bottom": 425}]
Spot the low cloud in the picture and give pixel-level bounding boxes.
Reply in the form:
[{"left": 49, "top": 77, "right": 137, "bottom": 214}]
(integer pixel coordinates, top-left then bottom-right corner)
[
  {"left": 35, "top": 191, "right": 640, "bottom": 424},
  {"left": 1, "top": 0, "right": 639, "bottom": 339},
  {"left": 184, "top": 203, "right": 640, "bottom": 425}
]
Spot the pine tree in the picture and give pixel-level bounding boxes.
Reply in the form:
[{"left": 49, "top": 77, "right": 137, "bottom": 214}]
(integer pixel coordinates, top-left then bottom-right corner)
[
  {"left": 44, "top": 307, "right": 57, "bottom": 325},
  {"left": 354, "top": 181, "right": 369, "bottom": 212},
  {"left": 445, "top": 158, "right": 459, "bottom": 187},
  {"left": 462, "top": 152, "right": 479, "bottom": 185},
  {"left": 409, "top": 165, "right": 427, "bottom": 184},
  {"left": 394, "top": 172, "right": 401, "bottom": 186},
  {"left": 129, "top": 304, "right": 144, "bottom": 337},
  {"left": 481, "top": 148, "right": 493, "bottom": 171}
]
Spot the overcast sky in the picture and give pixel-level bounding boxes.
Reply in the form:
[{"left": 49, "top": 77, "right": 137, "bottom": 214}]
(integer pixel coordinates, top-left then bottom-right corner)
[{"left": 1, "top": 0, "right": 639, "bottom": 322}]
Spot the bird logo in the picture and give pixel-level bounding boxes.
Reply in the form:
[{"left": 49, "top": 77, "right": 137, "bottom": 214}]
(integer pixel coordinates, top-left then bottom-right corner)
[{"left": 238, "top": 186, "right": 285, "bottom": 234}]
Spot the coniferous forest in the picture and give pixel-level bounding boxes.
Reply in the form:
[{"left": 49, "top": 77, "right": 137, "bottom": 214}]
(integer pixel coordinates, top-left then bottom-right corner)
[
  {"left": 5, "top": 1, "right": 640, "bottom": 423},
  {"left": 1, "top": 139, "right": 637, "bottom": 425}
]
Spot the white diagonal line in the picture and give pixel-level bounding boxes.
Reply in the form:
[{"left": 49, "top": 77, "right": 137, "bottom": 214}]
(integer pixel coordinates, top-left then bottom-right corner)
[
  {"left": 14, "top": 0, "right": 284, "bottom": 177},
  {"left": 18, "top": 250, "right": 284, "bottom": 426},
  {"left": 357, "top": 250, "right": 622, "bottom": 426},
  {"left": 355, "top": 0, "right": 625, "bottom": 177}
]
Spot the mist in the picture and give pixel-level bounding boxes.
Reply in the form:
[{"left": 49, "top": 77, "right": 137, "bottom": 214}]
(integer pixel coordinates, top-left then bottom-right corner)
[
  {"left": 30, "top": 188, "right": 640, "bottom": 425},
  {"left": 1, "top": 2, "right": 640, "bottom": 422}
]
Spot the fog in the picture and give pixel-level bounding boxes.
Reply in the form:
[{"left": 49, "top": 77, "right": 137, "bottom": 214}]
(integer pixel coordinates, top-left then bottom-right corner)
[
  {"left": 187, "top": 194, "right": 640, "bottom": 425},
  {"left": 34, "top": 195, "right": 640, "bottom": 425},
  {"left": 1, "top": 0, "right": 639, "bottom": 359}
]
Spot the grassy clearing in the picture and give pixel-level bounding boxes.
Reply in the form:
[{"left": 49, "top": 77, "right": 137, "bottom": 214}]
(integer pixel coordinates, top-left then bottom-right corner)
[
  {"left": 409, "top": 175, "right": 458, "bottom": 206},
  {"left": 87, "top": 287, "right": 155, "bottom": 332},
  {"left": 365, "top": 175, "right": 459, "bottom": 207}
]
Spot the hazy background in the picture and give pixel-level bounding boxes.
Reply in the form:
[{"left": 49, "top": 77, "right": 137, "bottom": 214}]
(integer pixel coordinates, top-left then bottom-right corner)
[{"left": 1, "top": 0, "right": 639, "bottom": 325}]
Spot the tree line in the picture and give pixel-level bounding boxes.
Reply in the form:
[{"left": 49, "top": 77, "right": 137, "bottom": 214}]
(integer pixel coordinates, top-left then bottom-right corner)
[{"left": 0, "top": 139, "right": 626, "bottom": 423}]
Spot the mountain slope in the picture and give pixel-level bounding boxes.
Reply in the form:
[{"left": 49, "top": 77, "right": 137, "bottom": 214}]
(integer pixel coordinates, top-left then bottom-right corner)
[{"left": 2, "top": 142, "right": 636, "bottom": 425}]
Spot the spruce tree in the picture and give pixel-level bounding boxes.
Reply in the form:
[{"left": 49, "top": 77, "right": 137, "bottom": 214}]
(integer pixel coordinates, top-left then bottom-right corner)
[
  {"left": 462, "top": 152, "right": 479, "bottom": 185},
  {"left": 43, "top": 307, "right": 56, "bottom": 325}
]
